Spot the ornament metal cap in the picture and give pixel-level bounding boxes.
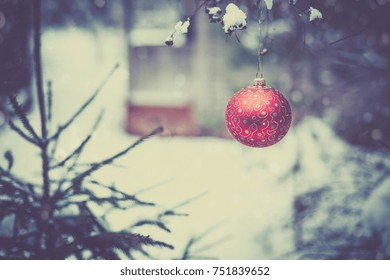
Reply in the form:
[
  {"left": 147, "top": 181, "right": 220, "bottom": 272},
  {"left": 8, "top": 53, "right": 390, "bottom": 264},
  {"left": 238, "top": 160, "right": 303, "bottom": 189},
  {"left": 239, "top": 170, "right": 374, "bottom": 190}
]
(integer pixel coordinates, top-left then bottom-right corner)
[{"left": 253, "top": 77, "right": 266, "bottom": 87}]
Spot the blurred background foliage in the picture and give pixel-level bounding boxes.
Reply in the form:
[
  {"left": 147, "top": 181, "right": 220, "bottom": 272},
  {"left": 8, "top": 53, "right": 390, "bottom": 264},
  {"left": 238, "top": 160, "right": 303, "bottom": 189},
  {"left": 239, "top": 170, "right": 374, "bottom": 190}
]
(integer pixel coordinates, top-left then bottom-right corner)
[{"left": 1, "top": 0, "right": 389, "bottom": 147}]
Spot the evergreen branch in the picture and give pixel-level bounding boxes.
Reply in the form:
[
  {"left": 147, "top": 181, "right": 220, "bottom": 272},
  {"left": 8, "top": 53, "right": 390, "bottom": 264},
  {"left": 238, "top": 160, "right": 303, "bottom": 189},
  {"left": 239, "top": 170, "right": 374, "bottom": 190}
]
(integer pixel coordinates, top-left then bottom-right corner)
[
  {"left": 181, "top": 237, "right": 196, "bottom": 260},
  {"left": 159, "top": 210, "right": 189, "bottom": 217},
  {"left": 49, "top": 133, "right": 60, "bottom": 158},
  {"left": 181, "top": 239, "right": 222, "bottom": 260},
  {"left": 189, "top": 234, "right": 230, "bottom": 257},
  {"left": 102, "top": 184, "right": 155, "bottom": 206},
  {"left": 32, "top": 0, "right": 53, "bottom": 258},
  {"left": 57, "top": 191, "right": 153, "bottom": 210},
  {"left": 47, "top": 80, "right": 53, "bottom": 122},
  {"left": 94, "top": 249, "right": 121, "bottom": 260},
  {"left": 179, "top": 221, "right": 226, "bottom": 259},
  {"left": 50, "top": 136, "right": 91, "bottom": 169},
  {"left": 131, "top": 220, "right": 171, "bottom": 233},
  {"left": 69, "top": 126, "right": 163, "bottom": 193},
  {"left": 49, "top": 64, "right": 119, "bottom": 141},
  {"left": 133, "top": 247, "right": 153, "bottom": 259},
  {"left": 54, "top": 179, "right": 155, "bottom": 210},
  {"left": 56, "top": 232, "right": 174, "bottom": 259},
  {"left": 133, "top": 179, "right": 173, "bottom": 195},
  {"left": 50, "top": 110, "right": 105, "bottom": 169},
  {"left": 80, "top": 203, "right": 108, "bottom": 233},
  {"left": 0, "top": 178, "right": 36, "bottom": 199},
  {"left": 97, "top": 181, "right": 156, "bottom": 207},
  {"left": 2, "top": 151, "right": 13, "bottom": 172},
  {"left": 158, "top": 191, "right": 206, "bottom": 219},
  {"left": 0, "top": 169, "right": 39, "bottom": 199},
  {"left": 7, "top": 119, "right": 39, "bottom": 145},
  {"left": 85, "top": 232, "right": 174, "bottom": 250},
  {"left": 8, "top": 94, "right": 41, "bottom": 143},
  {"left": 171, "top": 191, "right": 207, "bottom": 210}
]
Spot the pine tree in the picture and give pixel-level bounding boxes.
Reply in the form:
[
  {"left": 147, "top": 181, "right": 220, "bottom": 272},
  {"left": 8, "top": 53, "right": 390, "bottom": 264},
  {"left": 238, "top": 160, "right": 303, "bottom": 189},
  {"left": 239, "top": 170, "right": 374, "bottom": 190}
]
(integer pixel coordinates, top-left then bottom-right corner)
[{"left": 0, "top": 0, "right": 179, "bottom": 260}]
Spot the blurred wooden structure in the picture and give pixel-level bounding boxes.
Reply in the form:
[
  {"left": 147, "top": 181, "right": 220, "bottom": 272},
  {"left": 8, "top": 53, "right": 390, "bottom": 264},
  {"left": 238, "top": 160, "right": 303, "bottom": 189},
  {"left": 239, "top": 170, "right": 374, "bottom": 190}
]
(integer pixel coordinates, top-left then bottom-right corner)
[
  {"left": 124, "top": 0, "right": 229, "bottom": 137},
  {"left": 124, "top": 0, "right": 196, "bottom": 136},
  {"left": 125, "top": 103, "right": 197, "bottom": 136}
]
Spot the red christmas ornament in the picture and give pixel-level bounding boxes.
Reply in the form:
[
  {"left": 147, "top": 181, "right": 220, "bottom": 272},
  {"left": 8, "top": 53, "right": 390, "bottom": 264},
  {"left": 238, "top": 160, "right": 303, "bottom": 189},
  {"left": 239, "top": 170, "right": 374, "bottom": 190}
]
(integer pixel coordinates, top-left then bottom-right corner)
[{"left": 225, "top": 78, "right": 292, "bottom": 148}]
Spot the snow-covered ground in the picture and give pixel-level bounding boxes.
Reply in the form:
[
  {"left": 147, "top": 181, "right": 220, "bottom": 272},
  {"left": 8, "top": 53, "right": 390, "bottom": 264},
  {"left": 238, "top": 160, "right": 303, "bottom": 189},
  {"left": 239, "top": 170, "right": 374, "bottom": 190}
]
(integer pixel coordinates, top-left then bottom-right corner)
[{"left": 1, "top": 27, "right": 389, "bottom": 259}]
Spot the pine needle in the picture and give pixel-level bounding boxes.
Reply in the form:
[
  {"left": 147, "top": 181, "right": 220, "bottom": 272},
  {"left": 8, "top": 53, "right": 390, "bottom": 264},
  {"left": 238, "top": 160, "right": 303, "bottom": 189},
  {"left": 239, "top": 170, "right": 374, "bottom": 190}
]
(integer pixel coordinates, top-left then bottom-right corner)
[
  {"left": 131, "top": 220, "right": 171, "bottom": 233},
  {"left": 8, "top": 94, "right": 40, "bottom": 143},
  {"left": 49, "top": 110, "right": 105, "bottom": 169},
  {"left": 49, "top": 64, "right": 119, "bottom": 141},
  {"left": 69, "top": 126, "right": 163, "bottom": 192},
  {"left": 7, "top": 119, "right": 38, "bottom": 145}
]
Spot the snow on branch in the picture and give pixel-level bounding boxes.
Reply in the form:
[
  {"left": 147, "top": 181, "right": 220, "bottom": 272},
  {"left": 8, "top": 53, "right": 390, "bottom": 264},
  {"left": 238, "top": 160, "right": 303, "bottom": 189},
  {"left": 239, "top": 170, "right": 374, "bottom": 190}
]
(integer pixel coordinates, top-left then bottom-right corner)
[
  {"left": 175, "top": 19, "right": 191, "bottom": 34},
  {"left": 309, "top": 7, "right": 323, "bottom": 22},
  {"left": 165, "top": 17, "right": 191, "bottom": 46},
  {"left": 222, "top": 3, "right": 247, "bottom": 35}
]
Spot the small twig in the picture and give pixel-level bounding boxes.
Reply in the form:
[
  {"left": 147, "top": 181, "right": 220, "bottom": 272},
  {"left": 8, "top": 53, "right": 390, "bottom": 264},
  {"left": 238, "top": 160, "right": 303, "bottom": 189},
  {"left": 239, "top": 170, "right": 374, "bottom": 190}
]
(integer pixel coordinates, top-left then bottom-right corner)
[
  {"left": 58, "top": 126, "right": 163, "bottom": 197},
  {"left": 169, "top": 191, "right": 207, "bottom": 211},
  {"left": 179, "top": 223, "right": 229, "bottom": 259},
  {"left": 289, "top": 2, "right": 309, "bottom": 16},
  {"left": 166, "top": 0, "right": 209, "bottom": 46},
  {"left": 47, "top": 80, "right": 53, "bottom": 122},
  {"left": 194, "top": 0, "right": 209, "bottom": 15},
  {"left": 158, "top": 191, "right": 207, "bottom": 219},
  {"left": 49, "top": 131, "right": 60, "bottom": 160},
  {"left": 0, "top": 177, "right": 39, "bottom": 199},
  {"left": 49, "top": 110, "right": 105, "bottom": 169},
  {"left": 8, "top": 94, "right": 41, "bottom": 143},
  {"left": 329, "top": 29, "right": 367, "bottom": 46},
  {"left": 76, "top": 126, "right": 162, "bottom": 179},
  {"left": 7, "top": 119, "right": 39, "bottom": 145},
  {"left": 49, "top": 64, "right": 119, "bottom": 141},
  {"left": 133, "top": 179, "right": 173, "bottom": 195}
]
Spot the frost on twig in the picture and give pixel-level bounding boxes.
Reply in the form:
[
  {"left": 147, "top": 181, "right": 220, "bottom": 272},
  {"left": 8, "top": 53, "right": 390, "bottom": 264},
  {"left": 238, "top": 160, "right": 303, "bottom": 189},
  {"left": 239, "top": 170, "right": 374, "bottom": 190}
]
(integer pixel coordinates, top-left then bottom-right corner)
[
  {"left": 165, "top": 18, "right": 191, "bottom": 47},
  {"left": 222, "top": 3, "right": 247, "bottom": 36},
  {"left": 175, "top": 19, "right": 190, "bottom": 34},
  {"left": 309, "top": 7, "right": 323, "bottom": 22},
  {"left": 206, "top": 6, "right": 222, "bottom": 23},
  {"left": 165, "top": 2, "right": 248, "bottom": 46}
]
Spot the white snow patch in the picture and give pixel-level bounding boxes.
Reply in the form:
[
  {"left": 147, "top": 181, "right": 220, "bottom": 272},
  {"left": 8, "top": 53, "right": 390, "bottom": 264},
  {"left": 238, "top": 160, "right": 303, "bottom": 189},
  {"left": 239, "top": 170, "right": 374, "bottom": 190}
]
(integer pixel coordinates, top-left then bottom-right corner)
[
  {"left": 363, "top": 177, "right": 390, "bottom": 252},
  {"left": 174, "top": 19, "right": 190, "bottom": 34},
  {"left": 264, "top": 0, "right": 273, "bottom": 10},
  {"left": 222, "top": 3, "right": 247, "bottom": 33},
  {"left": 207, "top": 7, "right": 222, "bottom": 15},
  {"left": 309, "top": 7, "right": 323, "bottom": 22}
]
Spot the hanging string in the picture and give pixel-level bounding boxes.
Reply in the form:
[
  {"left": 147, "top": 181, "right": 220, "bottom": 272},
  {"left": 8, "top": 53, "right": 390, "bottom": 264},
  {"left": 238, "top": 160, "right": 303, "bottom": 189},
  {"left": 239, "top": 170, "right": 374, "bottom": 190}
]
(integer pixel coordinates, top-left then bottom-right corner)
[{"left": 256, "top": 1, "right": 263, "bottom": 79}]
